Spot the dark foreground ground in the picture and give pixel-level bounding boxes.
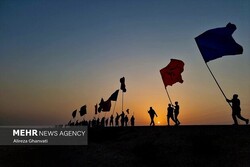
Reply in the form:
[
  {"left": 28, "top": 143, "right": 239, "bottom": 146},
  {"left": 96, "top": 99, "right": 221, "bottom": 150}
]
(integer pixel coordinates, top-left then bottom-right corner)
[{"left": 0, "top": 125, "right": 250, "bottom": 167}]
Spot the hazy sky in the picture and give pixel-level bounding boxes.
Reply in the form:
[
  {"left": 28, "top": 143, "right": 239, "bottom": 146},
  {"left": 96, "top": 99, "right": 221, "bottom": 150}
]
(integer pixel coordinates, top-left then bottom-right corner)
[{"left": 1, "top": 0, "right": 250, "bottom": 125}]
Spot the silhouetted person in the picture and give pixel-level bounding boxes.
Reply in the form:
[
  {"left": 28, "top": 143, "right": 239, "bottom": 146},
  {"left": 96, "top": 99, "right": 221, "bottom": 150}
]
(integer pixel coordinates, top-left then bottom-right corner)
[
  {"left": 167, "top": 104, "right": 177, "bottom": 126},
  {"left": 105, "top": 118, "right": 109, "bottom": 127},
  {"left": 115, "top": 112, "right": 120, "bottom": 127},
  {"left": 174, "top": 101, "right": 180, "bottom": 125},
  {"left": 124, "top": 115, "right": 128, "bottom": 126},
  {"left": 130, "top": 115, "right": 135, "bottom": 126},
  {"left": 110, "top": 114, "right": 114, "bottom": 126},
  {"left": 70, "top": 121, "right": 75, "bottom": 126},
  {"left": 120, "top": 111, "right": 125, "bottom": 127},
  {"left": 148, "top": 107, "right": 157, "bottom": 126},
  {"left": 97, "top": 118, "right": 100, "bottom": 127},
  {"left": 101, "top": 117, "right": 105, "bottom": 127},
  {"left": 226, "top": 94, "right": 249, "bottom": 125},
  {"left": 92, "top": 118, "right": 96, "bottom": 127}
]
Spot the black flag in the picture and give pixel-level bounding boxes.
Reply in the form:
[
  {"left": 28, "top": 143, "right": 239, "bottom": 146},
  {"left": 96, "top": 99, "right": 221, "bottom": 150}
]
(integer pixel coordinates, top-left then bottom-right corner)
[
  {"left": 79, "top": 105, "right": 87, "bottom": 116},
  {"left": 108, "top": 89, "right": 119, "bottom": 101},
  {"left": 120, "top": 77, "right": 126, "bottom": 92},
  {"left": 98, "top": 98, "right": 112, "bottom": 112},
  {"left": 72, "top": 110, "right": 77, "bottom": 118}
]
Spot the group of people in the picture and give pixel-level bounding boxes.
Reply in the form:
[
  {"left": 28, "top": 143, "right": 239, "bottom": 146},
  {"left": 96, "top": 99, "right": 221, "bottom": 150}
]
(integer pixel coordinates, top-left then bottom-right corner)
[
  {"left": 148, "top": 94, "right": 249, "bottom": 126},
  {"left": 68, "top": 112, "right": 135, "bottom": 127},
  {"left": 148, "top": 101, "right": 181, "bottom": 126},
  {"left": 111, "top": 112, "right": 135, "bottom": 127},
  {"left": 68, "top": 94, "right": 248, "bottom": 127}
]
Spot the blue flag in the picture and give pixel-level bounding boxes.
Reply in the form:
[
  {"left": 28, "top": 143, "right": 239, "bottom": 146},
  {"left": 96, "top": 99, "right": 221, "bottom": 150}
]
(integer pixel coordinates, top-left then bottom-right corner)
[{"left": 195, "top": 23, "right": 243, "bottom": 63}]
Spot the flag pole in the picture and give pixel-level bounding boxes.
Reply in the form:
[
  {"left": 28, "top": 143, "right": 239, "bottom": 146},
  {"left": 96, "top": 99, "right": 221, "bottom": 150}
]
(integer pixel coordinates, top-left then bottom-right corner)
[
  {"left": 122, "top": 91, "right": 124, "bottom": 112},
  {"left": 165, "top": 87, "right": 173, "bottom": 105},
  {"left": 205, "top": 63, "right": 231, "bottom": 107},
  {"left": 112, "top": 101, "right": 117, "bottom": 115}
]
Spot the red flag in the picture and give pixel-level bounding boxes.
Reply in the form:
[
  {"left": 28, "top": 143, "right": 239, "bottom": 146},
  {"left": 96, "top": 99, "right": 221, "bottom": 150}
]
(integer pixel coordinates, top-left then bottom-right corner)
[{"left": 160, "top": 59, "right": 184, "bottom": 87}]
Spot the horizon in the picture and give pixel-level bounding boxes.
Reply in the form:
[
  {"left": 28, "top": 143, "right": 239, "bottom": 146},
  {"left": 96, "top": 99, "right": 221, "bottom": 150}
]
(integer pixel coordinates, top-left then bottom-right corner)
[{"left": 0, "top": 0, "right": 250, "bottom": 126}]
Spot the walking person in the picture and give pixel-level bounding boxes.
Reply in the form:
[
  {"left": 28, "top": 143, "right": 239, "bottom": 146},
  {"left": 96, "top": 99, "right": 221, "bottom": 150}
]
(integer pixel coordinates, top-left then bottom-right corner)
[{"left": 148, "top": 107, "right": 158, "bottom": 126}]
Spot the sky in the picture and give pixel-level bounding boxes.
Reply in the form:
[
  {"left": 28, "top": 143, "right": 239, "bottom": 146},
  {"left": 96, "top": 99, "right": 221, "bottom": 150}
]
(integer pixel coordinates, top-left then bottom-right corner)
[{"left": 0, "top": 0, "right": 250, "bottom": 126}]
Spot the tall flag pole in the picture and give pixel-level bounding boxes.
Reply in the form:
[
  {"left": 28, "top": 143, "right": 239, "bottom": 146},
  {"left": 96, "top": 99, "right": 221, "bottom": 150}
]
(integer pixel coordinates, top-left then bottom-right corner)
[
  {"left": 205, "top": 63, "right": 228, "bottom": 100},
  {"left": 122, "top": 92, "right": 124, "bottom": 111},
  {"left": 195, "top": 22, "right": 243, "bottom": 107},
  {"left": 165, "top": 87, "right": 173, "bottom": 105},
  {"left": 120, "top": 77, "right": 126, "bottom": 111},
  {"left": 112, "top": 100, "right": 117, "bottom": 115},
  {"left": 160, "top": 59, "right": 185, "bottom": 104}
]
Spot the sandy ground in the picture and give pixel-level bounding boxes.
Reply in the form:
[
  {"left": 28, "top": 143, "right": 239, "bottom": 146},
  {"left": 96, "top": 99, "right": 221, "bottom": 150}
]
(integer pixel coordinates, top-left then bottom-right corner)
[{"left": 0, "top": 125, "right": 250, "bottom": 167}]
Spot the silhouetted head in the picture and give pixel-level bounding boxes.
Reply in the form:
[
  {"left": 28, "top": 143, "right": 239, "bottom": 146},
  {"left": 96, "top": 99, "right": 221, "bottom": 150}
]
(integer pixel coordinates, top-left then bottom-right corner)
[
  {"left": 150, "top": 107, "right": 152, "bottom": 110},
  {"left": 168, "top": 104, "right": 171, "bottom": 107},
  {"left": 175, "top": 101, "right": 178, "bottom": 105},
  {"left": 226, "top": 22, "right": 236, "bottom": 33},
  {"left": 233, "top": 94, "right": 238, "bottom": 99}
]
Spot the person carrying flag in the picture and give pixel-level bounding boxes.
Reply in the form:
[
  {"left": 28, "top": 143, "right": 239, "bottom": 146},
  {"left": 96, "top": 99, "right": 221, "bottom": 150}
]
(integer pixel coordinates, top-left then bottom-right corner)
[
  {"left": 173, "top": 101, "right": 180, "bottom": 125},
  {"left": 226, "top": 94, "right": 249, "bottom": 125},
  {"left": 167, "top": 104, "right": 177, "bottom": 126}
]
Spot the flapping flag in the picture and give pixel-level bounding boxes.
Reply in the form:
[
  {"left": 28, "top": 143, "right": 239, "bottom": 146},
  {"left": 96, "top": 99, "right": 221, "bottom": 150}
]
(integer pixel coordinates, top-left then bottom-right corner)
[
  {"left": 98, "top": 98, "right": 111, "bottom": 112},
  {"left": 195, "top": 23, "right": 243, "bottom": 63},
  {"left": 108, "top": 89, "right": 119, "bottom": 101},
  {"left": 79, "top": 105, "right": 87, "bottom": 116},
  {"left": 160, "top": 59, "right": 185, "bottom": 87},
  {"left": 120, "top": 77, "right": 126, "bottom": 92},
  {"left": 72, "top": 110, "right": 77, "bottom": 118}
]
